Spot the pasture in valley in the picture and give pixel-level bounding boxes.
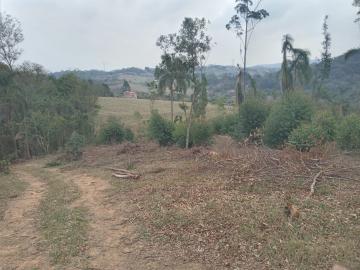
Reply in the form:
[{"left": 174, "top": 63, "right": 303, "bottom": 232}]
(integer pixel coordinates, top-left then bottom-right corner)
[{"left": 97, "top": 97, "right": 220, "bottom": 132}]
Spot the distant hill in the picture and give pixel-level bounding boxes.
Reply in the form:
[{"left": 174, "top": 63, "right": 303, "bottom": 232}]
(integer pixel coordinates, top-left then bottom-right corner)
[
  {"left": 255, "top": 51, "right": 360, "bottom": 107},
  {"left": 52, "top": 67, "right": 154, "bottom": 96},
  {"left": 50, "top": 64, "right": 279, "bottom": 98},
  {"left": 50, "top": 51, "right": 360, "bottom": 105}
]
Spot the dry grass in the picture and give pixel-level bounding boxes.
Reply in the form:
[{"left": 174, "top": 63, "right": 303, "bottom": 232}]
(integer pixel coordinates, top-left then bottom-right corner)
[
  {"left": 0, "top": 172, "right": 27, "bottom": 220},
  {"left": 76, "top": 140, "right": 360, "bottom": 270},
  {"left": 97, "top": 97, "right": 220, "bottom": 132}
]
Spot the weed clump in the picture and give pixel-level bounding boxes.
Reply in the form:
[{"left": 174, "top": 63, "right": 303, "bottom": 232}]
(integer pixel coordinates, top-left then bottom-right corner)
[
  {"left": 98, "top": 117, "right": 134, "bottom": 145},
  {"left": 173, "top": 121, "right": 212, "bottom": 148},
  {"left": 66, "top": 131, "right": 85, "bottom": 161},
  {"left": 264, "top": 92, "right": 313, "bottom": 148},
  {"left": 147, "top": 111, "right": 174, "bottom": 146},
  {"left": 337, "top": 114, "right": 360, "bottom": 150}
]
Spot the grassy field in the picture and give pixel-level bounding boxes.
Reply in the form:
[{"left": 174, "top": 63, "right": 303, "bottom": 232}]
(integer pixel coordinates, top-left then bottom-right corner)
[{"left": 97, "top": 97, "right": 221, "bottom": 132}]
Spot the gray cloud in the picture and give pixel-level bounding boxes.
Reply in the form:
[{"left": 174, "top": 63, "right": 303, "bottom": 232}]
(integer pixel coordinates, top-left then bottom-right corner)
[{"left": 3, "top": 0, "right": 359, "bottom": 71}]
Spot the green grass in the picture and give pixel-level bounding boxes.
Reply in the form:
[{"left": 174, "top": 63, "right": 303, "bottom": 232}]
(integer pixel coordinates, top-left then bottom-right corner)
[
  {"left": 97, "top": 97, "right": 220, "bottom": 133},
  {"left": 0, "top": 172, "right": 27, "bottom": 220},
  {"left": 33, "top": 169, "right": 88, "bottom": 266}
]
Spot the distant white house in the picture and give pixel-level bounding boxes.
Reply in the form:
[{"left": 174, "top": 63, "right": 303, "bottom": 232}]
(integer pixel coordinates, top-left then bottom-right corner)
[{"left": 123, "top": 91, "right": 138, "bottom": 99}]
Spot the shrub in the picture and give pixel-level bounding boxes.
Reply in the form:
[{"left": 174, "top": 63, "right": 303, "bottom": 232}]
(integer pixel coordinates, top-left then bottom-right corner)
[
  {"left": 211, "top": 113, "right": 238, "bottom": 136},
  {"left": 66, "top": 132, "right": 85, "bottom": 161},
  {"left": 0, "top": 160, "right": 10, "bottom": 174},
  {"left": 336, "top": 114, "right": 360, "bottom": 150},
  {"left": 264, "top": 92, "right": 313, "bottom": 148},
  {"left": 289, "top": 112, "right": 338, "bottom": 152},
  {"left": 312, "top": 111, "right": 337, "bottom": 143},
  {"left": 239, "top": 98, "right": 269, "bottom": 137},
  {"left": 147, "top": 111, "right": 174, "bottom": 146},
  {"left": 173, "top": 121, "right": 212, "bottom": 148},
  {"left": 124, "top": 128, "right": 135, "bottom": 142},
  {"left": 288, "top": 124, "right": 318, "bottom": 152},
  {"left": 98, "top": 117, "right": 133, "bottom": 144}
]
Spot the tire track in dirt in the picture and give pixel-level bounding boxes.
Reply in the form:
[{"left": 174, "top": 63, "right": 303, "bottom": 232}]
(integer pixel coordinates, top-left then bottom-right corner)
[
  {"left": 66, "top": 172, "right": 207, "bottom": 270},
  {"left": 0, "top": 164, "right": 51, "bottom": 270},
  {"left": 67, "top": 172, "right": 135, "bottom": 270}
]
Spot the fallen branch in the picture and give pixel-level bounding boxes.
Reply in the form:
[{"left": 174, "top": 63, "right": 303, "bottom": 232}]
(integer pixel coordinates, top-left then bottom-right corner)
[
  {"left": 112, "top": 173, "right": 140, "bottom": 180},
  {"left": 105, "top": 167, "right": 140, "bottom": 180},
  {"left": 105, "top": 167, "right": 134, "bottom": 174},
  {"left": 307, "top": 171, "right": 323, "bottom": 198}
]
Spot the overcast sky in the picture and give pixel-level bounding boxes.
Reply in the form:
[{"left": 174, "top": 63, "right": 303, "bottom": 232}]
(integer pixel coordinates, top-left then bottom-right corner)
[{"left": 2, "top": 0, "right": 360, "bottom": 71}]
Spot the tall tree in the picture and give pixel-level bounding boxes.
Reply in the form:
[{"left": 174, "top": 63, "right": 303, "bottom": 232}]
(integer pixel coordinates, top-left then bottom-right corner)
[
  {"left": 193, "top": 73, "right": 208, "bottom": 119},
  {"left": 0, "top": 13, "right": 24, "bottom": 70},
  {"left": 345, "top": 0, "right": 360, "bottom": 60},
  {"left": 226, "top": 0, "right": 269, "bottom": 104},
  {"left": 320, "top": 15, "right": 332, "bottom": 80},
  {"left": 354, "top": 0, "right": 360, "bottom": 22},
  {"left": 176, "top": 18, "right": 211, "bottom": 149},
  {"left": 312, "top": 15, "right": 332, "bottom": 100},
  {"left": 154, "top": 53, "right": 188, "bottom": 122},
  {"left": 158, "top": 17, "right": 211, "bottom": 149},
  {"left": 281, "top": 35, "right": 294, "bottom": 94},
  {"left": 280, "top": 34, "right": 311, "bottom": 94}
]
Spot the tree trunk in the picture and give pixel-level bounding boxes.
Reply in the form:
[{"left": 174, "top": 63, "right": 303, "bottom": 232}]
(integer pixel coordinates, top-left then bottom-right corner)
[
  {"left": 243, "top": 9, "right": 249, "bottom": 96},
  {"left": 12, "top": 134, "right": 18, "bottom": 159},
  {"left": 24, "top": 121, "right": 31, "bottom": 160},
  {"left": 170, "top": 85, "right": 174, "bottom": 122},
  {"left": 185, "top": 99, "right": 194, "bottom": 149},
  {"left": 186, "top": 73, "right": 196, "bottom": 149},
  {"left": 235, "top": 70, "right": 244, "bottom": 108}
]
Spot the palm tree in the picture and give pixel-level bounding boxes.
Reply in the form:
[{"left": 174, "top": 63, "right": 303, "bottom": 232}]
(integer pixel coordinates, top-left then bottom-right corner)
[
  {"left": 291, "top": 48, "right": 311, "bottom": 88},
  {"left": 280, "top": 34, "right": 311, "bottom": 94},
  {"left": 154, "top": 54, "right": 188, "bottom": 122},
  {"left": 281, "top": 34, "right": 294, "bottom": 93}
]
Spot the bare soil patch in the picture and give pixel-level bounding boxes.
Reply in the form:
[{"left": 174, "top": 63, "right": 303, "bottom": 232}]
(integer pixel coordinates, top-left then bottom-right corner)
[{"left": 0, "top": 163, "right": 51, "bottom": 270}]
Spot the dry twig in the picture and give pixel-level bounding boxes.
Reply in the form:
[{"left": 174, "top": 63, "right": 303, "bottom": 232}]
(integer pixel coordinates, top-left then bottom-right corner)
[{"left": 307, "top": 171, "right": 323, "bottom": 198}]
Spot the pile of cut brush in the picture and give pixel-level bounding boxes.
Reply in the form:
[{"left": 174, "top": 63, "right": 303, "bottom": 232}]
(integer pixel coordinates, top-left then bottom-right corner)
[
  {"left": 105, "top": 167, "right": 140, "bottom": 180},
  {"left": 200, "top": 145, "right": 360, "bottom": 197}
]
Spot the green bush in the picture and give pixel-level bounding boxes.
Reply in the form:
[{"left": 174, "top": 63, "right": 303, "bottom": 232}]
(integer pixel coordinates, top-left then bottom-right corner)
[
  {"left": 0, "top": 160, "right": 10, "bottom": 174},
  {"left": 66, "top": 132, "right": 85, "bottom": 161},
  {"left": 289, "top": 112, "right": 338, "bottom": 152},
  {"left": 147, "top": 111, "right": 174, "bottom": 146},
  {"left": 336, "top": 114, "right": 360, "bottom": 150},
  {"left": 239, "top": 98, "right": 269, "bottom": 137},
  {"left": 124, "top": 128, "right": 135, "bottom": 142},
  {"left": 312, "top": 111, "right": 337, "bottom": 143},
  {"left": 288, "top": 124, "right": 318, "bottom": 152},
  {"left": 264, "top": 92, "right": 313, "bottom": 148},
  {"left": 211, "top": 113, "right": 238, "bottom": 136},
  {"left": 98, "top": 118, "right": 133, "bottom": 144},
  {"left": 173, "top": 121, "right": 212, "bottom": 148}
]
